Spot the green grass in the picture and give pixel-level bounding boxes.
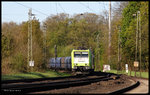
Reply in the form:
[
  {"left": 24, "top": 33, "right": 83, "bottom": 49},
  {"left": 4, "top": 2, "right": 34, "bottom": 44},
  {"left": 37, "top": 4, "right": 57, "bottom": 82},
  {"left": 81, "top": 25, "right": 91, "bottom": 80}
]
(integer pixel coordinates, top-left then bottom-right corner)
[
  {"left": 2, "top": 70, "right": 71, "bottom": 80},
  {"left": 106, "top": 69, "right": 149, "bottom": 79}
]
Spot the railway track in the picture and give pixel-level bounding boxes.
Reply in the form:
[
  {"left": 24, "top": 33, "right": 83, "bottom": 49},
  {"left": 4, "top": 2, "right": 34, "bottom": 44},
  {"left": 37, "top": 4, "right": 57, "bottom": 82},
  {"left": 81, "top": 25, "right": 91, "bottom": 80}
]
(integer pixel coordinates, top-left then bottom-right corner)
[
  {"left": 108, "top": 77, "right": 140, "bottom": 94},
  {"left": 1, "top": 72, "right": 112, "bottom": 84},
  {"left": 2, "top": 72, "right": 118, "bottom": 94},
  {"left": 2, "top": 74, "right": 83, "bottom": 84},
  {"left": 2, "top": 72, "right": 139, "bottom": 94}
]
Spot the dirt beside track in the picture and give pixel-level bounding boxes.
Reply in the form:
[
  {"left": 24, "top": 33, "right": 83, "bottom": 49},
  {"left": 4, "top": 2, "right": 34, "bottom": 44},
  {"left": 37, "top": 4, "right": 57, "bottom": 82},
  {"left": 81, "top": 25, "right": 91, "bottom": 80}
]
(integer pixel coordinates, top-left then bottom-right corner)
[
  {"left": 125, "top": 77, "right": 149, "bottom": 94},
  {"left": 31, "top": 74, "right": 133, "bottom": 94}
]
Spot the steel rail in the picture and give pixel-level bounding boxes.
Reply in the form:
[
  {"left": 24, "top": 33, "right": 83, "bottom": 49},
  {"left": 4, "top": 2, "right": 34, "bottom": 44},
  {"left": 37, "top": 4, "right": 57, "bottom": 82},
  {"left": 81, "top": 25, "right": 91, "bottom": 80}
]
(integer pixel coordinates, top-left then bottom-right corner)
[
  {"left": 2, "top": 71, "right": 114, "bottom": 84},
  {"left": 2, "top": 76, "right": 107, "bottom": 89},
  {"left": 2, "top": 75, "right": 119, "bottom": 94},
  {"left": 108, "top": 76, "right": 140, "bottom": 94}
]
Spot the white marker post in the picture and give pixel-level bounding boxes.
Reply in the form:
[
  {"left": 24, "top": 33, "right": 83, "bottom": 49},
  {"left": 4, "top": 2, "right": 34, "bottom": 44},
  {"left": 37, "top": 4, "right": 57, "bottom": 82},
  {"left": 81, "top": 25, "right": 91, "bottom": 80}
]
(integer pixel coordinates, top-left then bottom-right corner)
[
  {"left": 125, "top": 64, "right": 128, "bottom": 73},
  {"left": 103, "top": 65, "right": 111, "bottom": 72},
  {"left": 29, "top": 61, "right": 34, "bottom": 67},
  {"left": 29, "top": 61, "right": 34, "bottom": 72}
]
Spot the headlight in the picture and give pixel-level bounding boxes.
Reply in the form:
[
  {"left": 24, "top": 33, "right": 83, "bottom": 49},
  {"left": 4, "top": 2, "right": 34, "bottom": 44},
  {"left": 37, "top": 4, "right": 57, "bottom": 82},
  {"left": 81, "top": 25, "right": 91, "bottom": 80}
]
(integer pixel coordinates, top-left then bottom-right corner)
[{"left": 86, "top": 67, "right": 90, "bottom": 69}]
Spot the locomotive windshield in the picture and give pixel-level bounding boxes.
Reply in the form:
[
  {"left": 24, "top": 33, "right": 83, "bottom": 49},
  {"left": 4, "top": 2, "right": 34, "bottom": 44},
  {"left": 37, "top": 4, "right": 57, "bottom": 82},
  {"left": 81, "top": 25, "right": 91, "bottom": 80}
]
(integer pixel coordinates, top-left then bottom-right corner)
[
  {"left": 74, "top": 51, "right": 89, "bottom": 63},
  {"left": 74, "top": 52, "right": 88, "bottom": 58}
]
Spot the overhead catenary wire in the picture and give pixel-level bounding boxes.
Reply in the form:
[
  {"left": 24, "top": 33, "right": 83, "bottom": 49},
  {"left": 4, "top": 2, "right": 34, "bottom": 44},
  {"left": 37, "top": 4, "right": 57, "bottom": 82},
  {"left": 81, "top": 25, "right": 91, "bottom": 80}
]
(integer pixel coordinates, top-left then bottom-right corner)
[
  {"left": 58, "top": 3, "right": 66, "bottom": 13},
  {"left": 2, "top": 14, "right": 25, "bottom": 15},
  {"left": 102, "top": 2, "right": 108, "bottom": 11},
  {"left": 5, "top": 2, "right": 113, "bottom": 23},
  {"left": 99, "top": 2, "right": 109, "bottom": 15},
  {"left": 2, "top": 17, "right": 15, "bottom": 21},
  {"left": 15, "top": 2, "right": 49, "bottom": 16},
  {"left": 11, "top": 2, "right": 104, "bottom": 20},
  {"left": 79, "top": 2, "right": 97, "bottom": 13},
  {"left": 15, "top": 2, "right": 30, "bottom": 9},
  {"left": 100, "top": 2, "right": 105, "bottom": 11}
]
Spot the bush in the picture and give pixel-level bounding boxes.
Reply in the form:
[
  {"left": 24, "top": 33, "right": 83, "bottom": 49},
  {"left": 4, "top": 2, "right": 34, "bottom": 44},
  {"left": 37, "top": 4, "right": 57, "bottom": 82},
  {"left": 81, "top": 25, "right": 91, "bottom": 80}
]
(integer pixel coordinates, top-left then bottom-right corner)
[
  {"left": 2, "top": 57, "right": 13, "bottom": 74},
  {"left": 11, "top": 53, "right": 26, "bottom": 73}
]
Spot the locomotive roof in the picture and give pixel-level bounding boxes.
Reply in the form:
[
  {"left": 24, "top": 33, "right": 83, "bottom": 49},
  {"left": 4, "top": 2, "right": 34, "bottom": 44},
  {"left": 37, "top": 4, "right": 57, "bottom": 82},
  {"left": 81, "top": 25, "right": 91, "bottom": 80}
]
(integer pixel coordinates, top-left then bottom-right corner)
[{"left": 72, "top": 49, "right": 90, "bottom": 52}]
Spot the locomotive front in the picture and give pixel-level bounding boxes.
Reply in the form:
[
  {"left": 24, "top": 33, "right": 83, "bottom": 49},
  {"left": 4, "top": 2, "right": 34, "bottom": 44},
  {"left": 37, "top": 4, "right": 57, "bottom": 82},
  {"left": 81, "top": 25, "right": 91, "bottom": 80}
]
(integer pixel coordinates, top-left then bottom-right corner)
[{"left": 71, "top": 49, "right": 94, "bottom": 72}]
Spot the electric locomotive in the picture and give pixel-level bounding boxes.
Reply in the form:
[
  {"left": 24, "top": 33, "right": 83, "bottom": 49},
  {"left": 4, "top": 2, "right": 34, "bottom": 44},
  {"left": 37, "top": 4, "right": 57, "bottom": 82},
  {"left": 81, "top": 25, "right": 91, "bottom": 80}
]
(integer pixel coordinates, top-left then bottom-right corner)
[
  {"left": 71, "top": 49, "right": 94, "bottom": 72},
  {"left": 48, "top": 49, "right": 94, "bottom": 72}
]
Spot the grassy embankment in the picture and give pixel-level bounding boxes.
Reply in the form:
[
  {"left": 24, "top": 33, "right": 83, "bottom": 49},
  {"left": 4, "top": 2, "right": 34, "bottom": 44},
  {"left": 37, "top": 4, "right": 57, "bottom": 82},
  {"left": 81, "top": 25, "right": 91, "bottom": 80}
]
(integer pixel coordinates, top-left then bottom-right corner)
[
  {"left": 106, "top": 70, "right": 149, "bottom": 78},
  {"left": 2, "top": 70, "right": 71, "bottom": 80}
]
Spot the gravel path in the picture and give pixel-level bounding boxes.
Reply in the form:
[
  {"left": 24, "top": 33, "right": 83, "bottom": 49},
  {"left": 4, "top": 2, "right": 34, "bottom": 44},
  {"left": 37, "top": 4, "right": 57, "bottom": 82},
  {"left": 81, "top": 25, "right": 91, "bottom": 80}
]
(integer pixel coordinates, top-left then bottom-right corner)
[{"left": 125, "top": 78, "right": 149, "bottom": 94}]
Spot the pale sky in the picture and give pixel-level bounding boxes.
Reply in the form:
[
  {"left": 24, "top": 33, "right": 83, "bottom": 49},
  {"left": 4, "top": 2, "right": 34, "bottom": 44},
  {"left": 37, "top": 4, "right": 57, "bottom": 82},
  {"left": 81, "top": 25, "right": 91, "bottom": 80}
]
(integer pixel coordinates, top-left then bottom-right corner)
[{"left": 2, "top": 1, "right": 116, "bottom": 24}]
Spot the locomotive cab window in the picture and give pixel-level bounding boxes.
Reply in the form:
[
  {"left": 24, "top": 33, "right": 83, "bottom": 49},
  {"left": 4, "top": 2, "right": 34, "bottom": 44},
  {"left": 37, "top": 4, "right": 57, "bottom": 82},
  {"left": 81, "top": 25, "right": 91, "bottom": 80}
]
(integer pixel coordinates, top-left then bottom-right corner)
[
  {"left": 74, "top": 52, "right": 88, "bottom": 57},
  {"left": 74, "top": 54, "right": 81, "bottom": 57},
  {"left": 74, "top": 52, "right": 81, "bottom": 58},
  {"left": 81, "top": 52, "right": 88, "bottom": 58}
]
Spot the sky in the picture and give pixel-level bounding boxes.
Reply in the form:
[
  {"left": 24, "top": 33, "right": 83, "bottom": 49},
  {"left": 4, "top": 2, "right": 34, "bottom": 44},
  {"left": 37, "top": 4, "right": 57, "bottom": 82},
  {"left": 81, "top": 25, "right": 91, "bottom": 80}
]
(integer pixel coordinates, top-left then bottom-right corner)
[{"left": 2, "top": 1, "right": 116, "bottom": 24}]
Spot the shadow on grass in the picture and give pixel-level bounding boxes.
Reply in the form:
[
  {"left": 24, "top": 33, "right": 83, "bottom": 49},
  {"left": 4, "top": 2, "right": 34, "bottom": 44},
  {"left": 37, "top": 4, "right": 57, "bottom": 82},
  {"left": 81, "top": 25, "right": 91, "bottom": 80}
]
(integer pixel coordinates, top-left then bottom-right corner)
[
  {"left": 55, "top": 71, "right": 63, "bottom": 76},
  {"left": 25, "top": 72, "right": 48, "bottom": 78},
  {"left": 2, "top": 75, "right": 33, "bottom": 80},
  {"left": 55, "top": 71, "right": 69, "bottom": 76},
  {"left": 2, "top": 71, "right": 70, "bottom": 80},
  {"left": 2, "top": 72, "right": 48, "bottom": 80}
]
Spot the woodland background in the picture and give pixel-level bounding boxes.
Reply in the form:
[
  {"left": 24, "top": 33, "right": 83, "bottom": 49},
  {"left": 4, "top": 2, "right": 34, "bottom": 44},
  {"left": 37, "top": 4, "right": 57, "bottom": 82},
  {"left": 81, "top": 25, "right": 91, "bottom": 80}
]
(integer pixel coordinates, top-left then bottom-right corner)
[{"left": 2, "top": 1, "right": 149, "bottom": 74}]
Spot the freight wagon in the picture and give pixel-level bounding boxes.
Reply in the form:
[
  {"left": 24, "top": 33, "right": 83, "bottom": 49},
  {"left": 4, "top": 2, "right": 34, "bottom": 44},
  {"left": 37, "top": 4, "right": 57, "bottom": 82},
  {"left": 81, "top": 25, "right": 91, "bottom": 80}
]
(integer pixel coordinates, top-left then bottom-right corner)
[{"left": 49, "top": 57, "right": 71, "bottom": 70}]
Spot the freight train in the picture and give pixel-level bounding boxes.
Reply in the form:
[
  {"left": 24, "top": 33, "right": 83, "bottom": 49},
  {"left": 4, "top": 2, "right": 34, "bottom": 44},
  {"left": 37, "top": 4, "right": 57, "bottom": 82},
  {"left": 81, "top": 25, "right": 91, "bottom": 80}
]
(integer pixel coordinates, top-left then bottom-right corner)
[{"left": 49, "top": 49, "right": 94, "bottom": 72}]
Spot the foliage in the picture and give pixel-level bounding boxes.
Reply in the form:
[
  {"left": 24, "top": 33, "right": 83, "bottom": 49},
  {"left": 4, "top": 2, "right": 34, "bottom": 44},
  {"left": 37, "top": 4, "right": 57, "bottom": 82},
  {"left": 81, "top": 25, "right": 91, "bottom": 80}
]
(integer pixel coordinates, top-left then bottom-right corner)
[
  {"left": 1, "top": 1, "right": 149, "bottom": 74},
  {"left": 11, "top": 52, "right": 26, "bottom": 72},
  {"left": 2, "top": 19, "right": 44, "bottom": 74},
  {"left": 120, "top": 1, "right": 149, "bottom": 70}
]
